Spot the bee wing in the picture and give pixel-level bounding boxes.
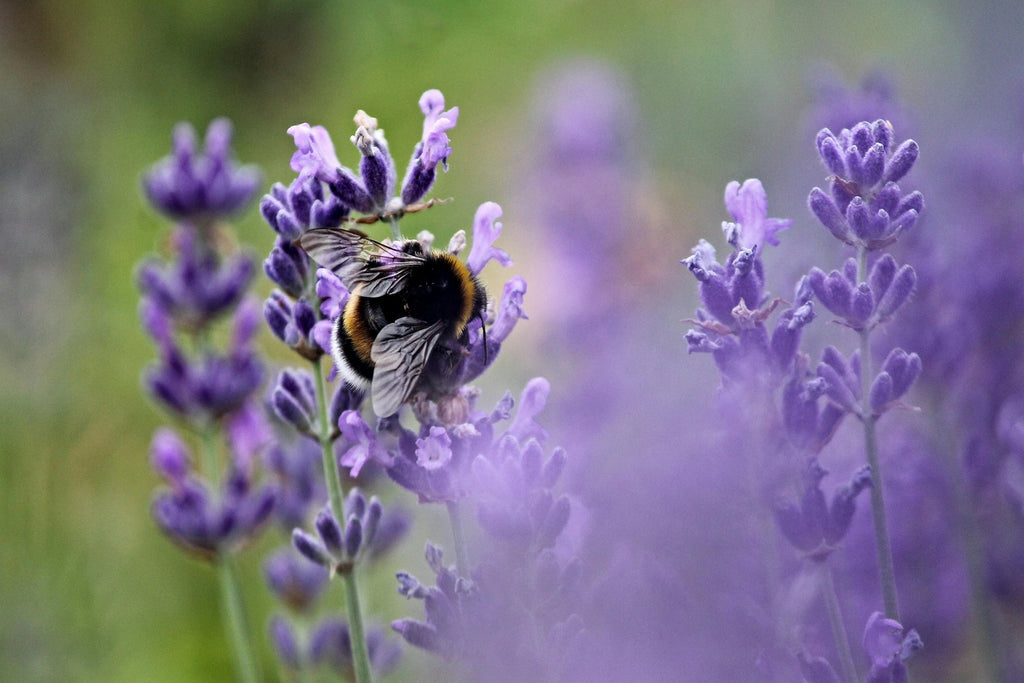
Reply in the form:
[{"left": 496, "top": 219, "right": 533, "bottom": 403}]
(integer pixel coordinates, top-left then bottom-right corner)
[
  {"left": 369, "top": 317, "right": 445, "bottom": 417},
  {"left": 299, "top": 228, "right": 424, "bottom": 297}
]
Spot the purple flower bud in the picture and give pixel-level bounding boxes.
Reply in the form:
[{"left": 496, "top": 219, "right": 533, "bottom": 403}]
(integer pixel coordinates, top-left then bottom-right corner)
[
  {"left": 536, "top": 495, "right": 571, "bottom": 550},
  {"left": 344, "top": 516, "right": 363, "bottom": 559},
  {"left": 150, "top": 428, "right": 190, "bottom": 484},
  {"left": 826, "top": 466, "right": 871, "bottom": 542},
  {"left": 869, "top": 372, "right": 894, "bottom": 414},
  {"left": 269, "top": 616, "right": 302, "bottom": 669},
  {"left": 883, "top": 138, "right": 919, "bottom": 183},
  {"left": 817, "top": 360, "right": 859, "bottom": 414},
  {"left": 264, "top": 548, "right": 329, "bottom": 611},
  {"left": 314, "top": 506, "right": 344, "bottom": 555},
  {"left": 880, "top": 347, "right": 921, "bottom": 401},
  {"left": 809, "top": 267, "right": 853, "bottom": 320},
  {"left": 292, "top": 528, "right": 332, "bottom": 567},
  {"left": 816, "top": 130, "right": 847, "bottom": 176},
  {"left": 808, "top": 187, "right": 851, "bottom": 244},
  {"left": 507, "top": 378, "right": 550, "bottom": 444},
  {"left": 874, "top": 264, "right": 916, "bottom": 321},
  {"left": 858, "top": 142, "right": 886, "bottom": 187},
  {"left": 391, "top": 619, "right": 442, "bottom": 653},
  {"left": 849, "top": 283, "right": 875, "bottom": 326}
]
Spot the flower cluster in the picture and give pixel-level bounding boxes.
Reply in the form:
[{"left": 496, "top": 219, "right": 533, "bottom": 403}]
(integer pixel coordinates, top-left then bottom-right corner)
[
  {"left": 143, "top": 118, "right": 262, "bottom": 225},
  {"left": 808, "top": 121, "right": 922, "bottom": 250},
  {"left": 138, "top": 119, "right": 273, "bottom": 559},
  {"left": 391, "top": 379, "right": 582, "bottom": 679},
  {"left": 286, "top": 89, "right": 458, "bottom": 220},
  {"left": 150, "top": 427, "right": 275, "bottom": 557}
]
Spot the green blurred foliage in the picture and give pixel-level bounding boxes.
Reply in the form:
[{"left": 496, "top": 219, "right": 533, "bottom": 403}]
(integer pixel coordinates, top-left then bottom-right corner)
[{"left": 0, "top": 0, "right": 1019, "bottom": 680}]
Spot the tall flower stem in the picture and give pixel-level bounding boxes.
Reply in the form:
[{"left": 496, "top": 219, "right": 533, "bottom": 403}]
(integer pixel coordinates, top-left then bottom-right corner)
[
  {"left": 218, "top": 555, "right": 261, "bottom": 683},
  {"left": 445, "top": 500, "right": 471, "bottom": 577},
  {"left": 821, "top": 563, "right": 859, "bottom": 683},
  {"left": 856, "top": 247, "right": 900, "bottom": 622},
  {"left": 199, "top": 428, "right": 260, "bottom": 683},
  {"left": 310, "top": 355, "right": 373, "bottom": 683}
]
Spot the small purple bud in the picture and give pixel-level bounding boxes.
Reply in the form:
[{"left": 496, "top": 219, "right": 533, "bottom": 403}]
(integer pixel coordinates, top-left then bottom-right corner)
[
  {"left": 541, "top": 447, "right": 567, "bottom": 489},
  {"left": 808, "top": 187, "right": 850, "bottom": 243},
  {"left": 874, "top": 264, "right": 916, "bottom": 321},
  {"left": 363, "top": 497, "right": 383, "bottom": 547},
  {"left": 817, "top": 361, "right": 859, "bottom": 414},
  {"left": 849, "top": 283, "right": 875, "bottom": 326},
  {"left": 816, "top": 131, "right": 847, "bottom": 176},
  {"left": 150, "top": 428, "right": 190, "bottom": 483},
  {"left": 859, "top": 142, "right": 886, "bottom": 187},
  {"left": 535, "top": 495, "right": 571, "bottom": 549},
  {"left": 344, "top": 516, "right": 363, "bottom": 559},
  {"left": 869, "top": 372, "right": 894, "bottom": 414},
  {"left": 871, "top": 119, "right": 894, "bottom": 150},
  {"left": 881, "top": 348, "right": 921, "bottom": 400},
  {"left": 883, "top": 139, "right": 919, "bottom": 183},
  {"left": 896, "top": 190, "right": 924, "bottom": 217},
  {"left": 391, "top": 619, "right": 442, "bottom": 653},
  {"left": 699, "top": 272, "right": 737, "bottom": 326},
  {"left": 315, "top": 507, "right": 344, "bottom": 555},
  {"left": 868, "top": 254, "right": 897, "bottom": 300},
  {"left": 846, "top": 197, "right": 872, "bottom": 241},
  {"left": 293, "top": 298, "right": 317, "bottom": 339},
  {"left": 293, "top": 528, "right": 332, "bottom": 567},
  {"left": 850, "top": 121, "right": 873, "bottom": 153},
  {"left": 269, "top": 616, "right": 302, "bottom": 669},
  {"left": 272, "top": 386, "right": 312, "bottom": 433}
]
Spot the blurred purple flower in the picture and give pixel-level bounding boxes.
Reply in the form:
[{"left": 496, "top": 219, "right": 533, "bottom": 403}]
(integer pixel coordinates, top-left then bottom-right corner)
[
  {"left": 150, "top": 428, "right": 276, "bottom": 559},
  {"left": 136, "top": 224, "right": 255, "bottom": 333},
  {"left": 143, "top": 118, "right": 262, "bottom": 222}
]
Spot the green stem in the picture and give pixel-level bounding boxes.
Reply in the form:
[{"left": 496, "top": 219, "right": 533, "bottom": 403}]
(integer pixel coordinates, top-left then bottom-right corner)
[
  {"left": 199, "top": 428, "right": 260, "bottom": 682},
  {"left": 446, "top": 500, "right": 471, "bottom": 576},
  {"left": 856, "top": 247, "right": 900, "bottom": 622},
  {"left": 218, "top": 555, "right": 261, "bottom": 683},
  {"left": 387, "top": 216, "right": 402, "bottom": 242},
  {"left": 821, "top": 563, "right": 859, "bottom": 683},
  {"left": 310, "top": 356, "right": 373, "bottom": 683}
]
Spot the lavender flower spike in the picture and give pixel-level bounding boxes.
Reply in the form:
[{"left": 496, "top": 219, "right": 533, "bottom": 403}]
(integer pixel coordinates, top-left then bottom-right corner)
[{"left": 143, "top": 118, "right": 262, "bottom": 222}]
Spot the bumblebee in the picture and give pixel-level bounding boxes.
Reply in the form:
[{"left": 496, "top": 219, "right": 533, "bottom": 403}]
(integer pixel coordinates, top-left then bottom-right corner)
[{"left": 299, "top": 228, "right": 487, "bottom": 417}]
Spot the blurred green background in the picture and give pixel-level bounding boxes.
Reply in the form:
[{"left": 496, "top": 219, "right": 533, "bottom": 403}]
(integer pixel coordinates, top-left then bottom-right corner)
[{"left": 1, "top": 0, "right": 1020, "bottom": 680}]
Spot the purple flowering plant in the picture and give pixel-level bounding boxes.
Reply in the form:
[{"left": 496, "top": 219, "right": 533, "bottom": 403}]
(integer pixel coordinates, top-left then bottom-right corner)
[{"left": 134, "top": 69, "right": 1024, "bottom": 683}]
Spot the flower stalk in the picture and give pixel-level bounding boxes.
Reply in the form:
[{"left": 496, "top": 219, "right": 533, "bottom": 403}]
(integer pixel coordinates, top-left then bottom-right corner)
[{"left": 311, "top": 354, "right": 373, "bottom": 683}]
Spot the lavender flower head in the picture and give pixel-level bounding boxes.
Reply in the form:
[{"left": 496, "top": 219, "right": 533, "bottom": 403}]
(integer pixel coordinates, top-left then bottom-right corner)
[
  {"left": 287, "top": 89, "right": 458, "bottom": 220},
  {"left": 808, "top": 120, "right": 923, "bottom": 250},
  {"left": 150, "top": 427, "right": 276, "bottom": 559},
  {"left": 143, "top": 118, "right": 262, "bottom": 223},
  {"left": 683, "top": 179, "right": 810, "bottom": 387}
]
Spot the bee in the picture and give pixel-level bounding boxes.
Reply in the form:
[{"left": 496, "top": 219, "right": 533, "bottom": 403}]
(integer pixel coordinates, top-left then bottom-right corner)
[{"left": 299, "top": 228, "right": 487, "bottom": 418}]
